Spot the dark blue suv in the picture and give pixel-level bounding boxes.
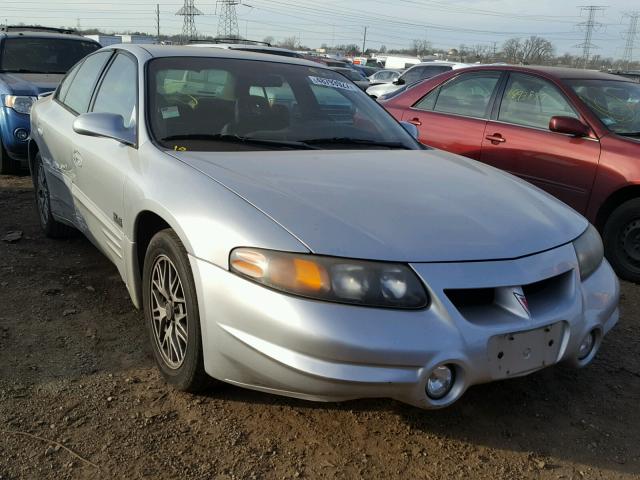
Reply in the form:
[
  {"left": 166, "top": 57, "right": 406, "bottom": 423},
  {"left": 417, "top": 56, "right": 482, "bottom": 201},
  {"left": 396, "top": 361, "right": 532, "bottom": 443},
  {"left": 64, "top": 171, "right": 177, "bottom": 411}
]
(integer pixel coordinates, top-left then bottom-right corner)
[{"left": 0, "top": 26, "right": 100, "bottom": 173}]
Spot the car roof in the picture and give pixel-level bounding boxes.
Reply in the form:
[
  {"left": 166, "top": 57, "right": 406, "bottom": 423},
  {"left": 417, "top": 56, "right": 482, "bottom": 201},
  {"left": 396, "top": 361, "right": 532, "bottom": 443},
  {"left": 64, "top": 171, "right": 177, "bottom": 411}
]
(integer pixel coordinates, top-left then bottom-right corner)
[
  {"left": 189, "top": 43, "right": 299, "bottom": 54},
  {"left": 0, "top": 31, "right": 97, "bottom": 42},
  {"left": 111, "top": 44, "right": 324, "bottom": 68},
  {"left": 457, "top": 64, "right": 634, "bottom": 82},
  {"left": 410, "top": 61, "right": 470, "bottom": 69}
]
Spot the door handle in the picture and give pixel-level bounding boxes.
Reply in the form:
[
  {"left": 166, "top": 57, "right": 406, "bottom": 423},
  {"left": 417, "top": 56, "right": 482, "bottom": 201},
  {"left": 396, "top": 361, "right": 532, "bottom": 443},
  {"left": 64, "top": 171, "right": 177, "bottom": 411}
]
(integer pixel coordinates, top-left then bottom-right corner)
[
  {"left": 486, "top": 133, "right": 506, "bottom": 144},
  {"left": 408, "top": 117, "right": 422, "bottom": 126}
]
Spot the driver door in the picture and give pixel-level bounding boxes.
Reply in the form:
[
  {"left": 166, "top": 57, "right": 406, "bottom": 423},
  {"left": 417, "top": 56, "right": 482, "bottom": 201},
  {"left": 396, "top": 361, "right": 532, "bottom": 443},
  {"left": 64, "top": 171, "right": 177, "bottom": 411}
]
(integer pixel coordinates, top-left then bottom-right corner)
[{"left": 70, "top": 52, "right": 138, "bottom": 279}]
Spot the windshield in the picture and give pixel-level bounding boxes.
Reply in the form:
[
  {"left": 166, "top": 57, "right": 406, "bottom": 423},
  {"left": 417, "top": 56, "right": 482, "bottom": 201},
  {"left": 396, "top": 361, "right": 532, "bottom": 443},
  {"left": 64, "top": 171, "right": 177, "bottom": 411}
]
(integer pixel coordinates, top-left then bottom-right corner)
[
  {"left": 567, "top": 79, "right": 640, "bottom": 136},
  {"left": 148, "top": 57, "right": 420, "bottom": 151},
  {"left": 0, "top": 38, "right": 100, "bottom": 74}
]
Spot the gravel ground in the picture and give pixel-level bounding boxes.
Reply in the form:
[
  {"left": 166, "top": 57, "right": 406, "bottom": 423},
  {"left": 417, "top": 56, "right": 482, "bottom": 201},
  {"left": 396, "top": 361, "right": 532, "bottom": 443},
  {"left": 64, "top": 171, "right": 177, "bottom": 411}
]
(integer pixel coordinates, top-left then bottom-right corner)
[{"left": 0, "top": 174, "right": 639, "bottom": 480}]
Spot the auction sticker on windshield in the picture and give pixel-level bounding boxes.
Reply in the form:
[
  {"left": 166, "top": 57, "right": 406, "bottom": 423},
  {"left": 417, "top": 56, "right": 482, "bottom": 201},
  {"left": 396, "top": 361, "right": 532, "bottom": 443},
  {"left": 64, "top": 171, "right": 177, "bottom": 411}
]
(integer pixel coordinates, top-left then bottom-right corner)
[{"left": 309, "top": 76, "right": 358, "bottom": 92}]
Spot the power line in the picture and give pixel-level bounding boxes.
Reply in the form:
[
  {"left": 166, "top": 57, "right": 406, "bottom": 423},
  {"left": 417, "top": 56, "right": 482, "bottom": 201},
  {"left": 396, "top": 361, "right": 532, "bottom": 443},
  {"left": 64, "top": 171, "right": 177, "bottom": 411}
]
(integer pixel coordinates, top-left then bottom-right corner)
[
  {"left": 176, "top": 0, "right": 202, "bottom": 42},
  {"left": 217, "top": 0, "right": 240, "bottom": 38},
  {"left": 576, "top": 5, "right": 606, "bottom": 68},
  {"left": 622, "top": 11, "right": 640, "bottom": 70}
]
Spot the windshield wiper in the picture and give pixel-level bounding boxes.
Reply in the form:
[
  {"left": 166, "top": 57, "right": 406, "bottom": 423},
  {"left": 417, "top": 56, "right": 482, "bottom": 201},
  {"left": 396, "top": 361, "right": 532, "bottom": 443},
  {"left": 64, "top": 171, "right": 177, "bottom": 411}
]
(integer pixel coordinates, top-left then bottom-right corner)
[
  {"left": 161, "top": 134, "right": 320, "bottom": 150},
  {"left": 301, "top": 137, "right": 413, "bottom": 149}
]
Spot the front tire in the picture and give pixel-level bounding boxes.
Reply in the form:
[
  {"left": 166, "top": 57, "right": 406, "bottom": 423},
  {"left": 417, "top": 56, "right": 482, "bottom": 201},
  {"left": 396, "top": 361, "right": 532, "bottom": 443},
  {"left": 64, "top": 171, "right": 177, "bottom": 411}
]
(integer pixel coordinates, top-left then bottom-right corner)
[
  {"left": 142, "top": 229, "right": 210, "bottom": 392},
  {"left": 34, "top": 153, "right": 74, "bottom": 238},
  {"left": 0, "top": 142, "right": 17, "bottom": 175},
  {"left": 603, "top": 198, "right": 640, "bottom": 283}
]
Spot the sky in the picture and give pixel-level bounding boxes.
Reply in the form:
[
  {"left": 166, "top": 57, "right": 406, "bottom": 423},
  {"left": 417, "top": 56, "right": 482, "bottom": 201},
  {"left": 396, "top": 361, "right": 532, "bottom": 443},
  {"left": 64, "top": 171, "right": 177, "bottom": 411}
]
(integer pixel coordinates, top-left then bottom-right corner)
[{"left": 2, "top": 0, "right": 639, "bottom": 59}]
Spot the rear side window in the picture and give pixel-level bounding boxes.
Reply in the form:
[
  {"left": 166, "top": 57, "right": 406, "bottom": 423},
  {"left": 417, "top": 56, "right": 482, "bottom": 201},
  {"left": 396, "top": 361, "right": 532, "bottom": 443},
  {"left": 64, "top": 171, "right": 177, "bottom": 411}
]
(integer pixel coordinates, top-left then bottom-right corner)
[
  {"left": 498, "top": 73, "right": 578, "bottom": 130},
  {"left": 56, "top": 62, "right": 82, "bottom": 103},
  {"left": 61, "top": 51, "right": 112, "bottom": 114},
  {"left": 92, "top": 54, "right": 137, "bottom": 129},
  {"left": 431, "top": 72, "right": 501, "bottom": 118}
]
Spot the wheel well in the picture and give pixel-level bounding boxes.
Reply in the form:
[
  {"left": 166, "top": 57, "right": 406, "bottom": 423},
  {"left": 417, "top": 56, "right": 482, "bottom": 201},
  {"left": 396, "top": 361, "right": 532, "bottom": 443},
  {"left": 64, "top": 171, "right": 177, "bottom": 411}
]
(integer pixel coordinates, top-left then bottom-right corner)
[
  {"left": 27, "top": 140, "right": 39, "bottom": 177},
  {"left": 596, "top": 185, "right": 640, "bottom": 231},
  {"left": 135, "top": 211, "right": 171, "bottom": 278}
]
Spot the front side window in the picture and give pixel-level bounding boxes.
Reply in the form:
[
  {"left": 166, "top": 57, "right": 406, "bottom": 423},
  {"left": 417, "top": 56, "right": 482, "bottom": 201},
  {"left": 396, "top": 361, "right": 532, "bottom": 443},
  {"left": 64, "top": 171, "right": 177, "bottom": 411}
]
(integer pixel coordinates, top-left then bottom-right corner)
[
  {"left": 432, "top": 72, "right": 501, "bottom": 118},
  {"left": 148, "top": 57, "right": 419, "bottom": 151},
  {"left": 62, "top": 51, "right": 112, "bottom": 114},
  {"left": 567, "top": 79, "right": 640, "bottom": 136},
  {"left": 0, "top": 38, "right": 100, "bottom": 74},
  {"left": 498, "top": 73, "right": 578, "bottom": 130},
  {"left": 92, "top": 54, "right": 137, "bottom": 129}
]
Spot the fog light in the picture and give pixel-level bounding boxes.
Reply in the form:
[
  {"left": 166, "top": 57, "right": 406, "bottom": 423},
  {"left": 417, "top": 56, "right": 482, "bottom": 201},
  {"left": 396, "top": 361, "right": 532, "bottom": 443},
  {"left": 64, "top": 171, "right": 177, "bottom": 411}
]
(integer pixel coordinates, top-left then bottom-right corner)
[
  {"left": 426, "top": 365, "right": 455, "bottom": 400},
  {"left": 14, "top": 128, "right": 28, "bottom": 141},
  {"left": 578, "top": 331, "right": 596, "bottom": 360}
]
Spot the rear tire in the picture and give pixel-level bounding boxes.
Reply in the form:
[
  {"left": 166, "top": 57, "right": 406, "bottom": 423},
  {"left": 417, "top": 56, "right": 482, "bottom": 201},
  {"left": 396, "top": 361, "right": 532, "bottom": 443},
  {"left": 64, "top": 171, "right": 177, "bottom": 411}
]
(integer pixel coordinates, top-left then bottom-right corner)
[
  {"left": 34, "top": 153, "right": 74, "bottom": 238},
  {"left": 603, "top": 198, "right": 640, "bottom": 283},
  {"left": 142, "top": 229, "right": 211, "bottom": 392}
]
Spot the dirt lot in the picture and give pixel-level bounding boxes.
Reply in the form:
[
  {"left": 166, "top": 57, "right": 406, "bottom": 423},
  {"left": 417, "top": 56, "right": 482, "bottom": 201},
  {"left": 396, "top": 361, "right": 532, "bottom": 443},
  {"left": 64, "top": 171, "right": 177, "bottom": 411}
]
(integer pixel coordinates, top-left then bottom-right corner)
[{"left": 0, "top": 174, "right": 639, "bottom": 480}]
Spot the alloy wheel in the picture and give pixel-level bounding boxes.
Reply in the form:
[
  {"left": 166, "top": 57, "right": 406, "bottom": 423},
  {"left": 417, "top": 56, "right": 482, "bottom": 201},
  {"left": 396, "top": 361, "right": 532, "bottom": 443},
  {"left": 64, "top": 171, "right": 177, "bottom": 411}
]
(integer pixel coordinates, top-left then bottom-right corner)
[
  {"left": 36, "top": 162, "right": 50, "bottom": 226},
  {"left": 150, "top": 254, "right": 189, "bottom": 369}
]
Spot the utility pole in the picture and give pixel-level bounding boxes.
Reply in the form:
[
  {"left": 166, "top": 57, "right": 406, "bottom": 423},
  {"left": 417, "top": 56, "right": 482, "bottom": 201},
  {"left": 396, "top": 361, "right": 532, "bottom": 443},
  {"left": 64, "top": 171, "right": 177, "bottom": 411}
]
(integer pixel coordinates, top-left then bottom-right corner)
[
  {"left": 176, "top": 0, "right": 203, "bottom": 44},
  {"left": 576, "top": 5, "right": 606, "bottom": 68},
  {"left": 492, "top": 42, "right": 498, "bottom": 61},
  {"left": 362, "top": 26, "right": 367, "bottom": 55},
  {"left": 156, "top": 4, "right": 161, "bottom": 44},
  {"left": 622, "top": 12, "right": 640, "bottom": 71}
]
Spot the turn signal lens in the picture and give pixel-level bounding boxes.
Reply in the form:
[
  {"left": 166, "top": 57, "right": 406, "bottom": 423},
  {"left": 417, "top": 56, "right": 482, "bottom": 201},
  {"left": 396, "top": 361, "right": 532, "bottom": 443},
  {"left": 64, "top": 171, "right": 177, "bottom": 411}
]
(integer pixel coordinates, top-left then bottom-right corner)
[{"left": 229, "top": 248, "right": 428, "bottom": 309}]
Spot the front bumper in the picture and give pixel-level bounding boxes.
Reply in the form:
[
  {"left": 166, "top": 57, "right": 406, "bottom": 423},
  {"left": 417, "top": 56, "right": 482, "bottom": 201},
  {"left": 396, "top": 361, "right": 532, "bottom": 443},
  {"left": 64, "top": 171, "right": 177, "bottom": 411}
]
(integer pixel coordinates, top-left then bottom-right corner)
[
  {"left": 0, "top": 106, "right": 30, "bottom": 164},
  {"left": 190, "top": 243, "right": 619, "bottom": 409}
]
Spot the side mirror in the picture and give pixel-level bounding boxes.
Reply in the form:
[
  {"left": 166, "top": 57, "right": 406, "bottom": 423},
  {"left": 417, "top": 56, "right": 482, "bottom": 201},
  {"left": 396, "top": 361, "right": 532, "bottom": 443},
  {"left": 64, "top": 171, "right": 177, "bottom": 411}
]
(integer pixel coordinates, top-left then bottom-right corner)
[
  {"left": 73, "top": 112, "right": 136, "bottom": 146},
  {"left": 394, "top": 78, "right": 406, "bottom": 86},
  {"left": 400, "top": 121, "right": 419, "bottom": 139},
  {"left": 549, "top": 116, "right": 590, "bottom": 138}
]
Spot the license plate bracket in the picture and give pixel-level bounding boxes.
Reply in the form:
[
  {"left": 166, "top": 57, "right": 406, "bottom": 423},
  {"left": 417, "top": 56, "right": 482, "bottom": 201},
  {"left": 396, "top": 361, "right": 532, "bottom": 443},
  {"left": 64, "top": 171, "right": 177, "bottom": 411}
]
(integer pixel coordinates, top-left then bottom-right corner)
[{"left": 487, "top": 322, "right": 565, "bottom": 379}]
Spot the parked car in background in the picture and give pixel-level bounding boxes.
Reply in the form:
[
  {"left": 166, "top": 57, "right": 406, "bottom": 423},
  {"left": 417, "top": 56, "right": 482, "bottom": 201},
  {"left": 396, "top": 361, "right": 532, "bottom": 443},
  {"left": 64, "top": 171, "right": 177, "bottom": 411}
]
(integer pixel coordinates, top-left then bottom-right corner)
[
  {"left": 351, "top": 65, "right": 380, "bottom": 78},
  {"left": 379, "top": 55, "right": 421, "bottom": 70},
  {"left": 366, "top": 62, "right": 469, "bottom": 99},
  {"left": 330, "top": 66, "right": 370, "bottom": 90},
  {"left": 188, "top": 39, "right": 305, "bottom": 59},
  {"left": 369, "top": 69, "right": 403, "bottom": 85},
  {"left": 29, "top": 45, "right": 617, "bottom": 410},
  {"left": 0, "top": 26, "right": 100, "bottom": 173},
  {"left": 382, "top": 65, "right": 640, "bottom": 282}
]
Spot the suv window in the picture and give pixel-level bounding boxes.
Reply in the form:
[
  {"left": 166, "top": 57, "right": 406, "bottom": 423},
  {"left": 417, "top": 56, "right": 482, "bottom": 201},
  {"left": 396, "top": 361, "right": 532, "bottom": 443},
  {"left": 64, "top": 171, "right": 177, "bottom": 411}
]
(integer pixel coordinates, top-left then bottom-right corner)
[
  {"left": 430, "top": 72, "right": 501, "bottom": 118},
  {"left": 0, "top": 38, "right": 100, "bottom": 74},
  {"left": 92, "top": 54, "right": 137, "bottom": 129},
  {"left": 61, "top": 51, "right": 112, "bottom": 114},
  {"left": 498, "top": 73, "right": 578, "bottom": 130}
]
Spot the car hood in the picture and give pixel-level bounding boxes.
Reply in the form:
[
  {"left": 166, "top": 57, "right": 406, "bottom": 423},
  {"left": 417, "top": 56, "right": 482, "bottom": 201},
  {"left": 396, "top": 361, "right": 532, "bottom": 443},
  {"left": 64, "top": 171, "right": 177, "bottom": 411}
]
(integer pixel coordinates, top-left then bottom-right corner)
[
  {"left": 170, "top": 149, "right": 587, "bottom": 262},
  {"left": 0, "top": 72, "right": 64, "bottom": 96}
]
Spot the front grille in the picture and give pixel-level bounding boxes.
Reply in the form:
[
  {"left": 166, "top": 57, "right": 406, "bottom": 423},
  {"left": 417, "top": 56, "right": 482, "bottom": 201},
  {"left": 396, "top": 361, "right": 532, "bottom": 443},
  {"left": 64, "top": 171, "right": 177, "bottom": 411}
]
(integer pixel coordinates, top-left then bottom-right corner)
[{"left": 444, "top": 270, "right": 573, "bottom": 325}]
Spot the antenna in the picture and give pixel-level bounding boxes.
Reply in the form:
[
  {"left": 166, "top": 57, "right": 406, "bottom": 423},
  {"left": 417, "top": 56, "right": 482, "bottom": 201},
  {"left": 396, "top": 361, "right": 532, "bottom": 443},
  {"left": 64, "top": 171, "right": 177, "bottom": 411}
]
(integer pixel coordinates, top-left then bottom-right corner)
[
  {"left": 622, "top": 12, "right": 640, "bottom": 71},
  {"left": 576, "top": 5, "right": 607, "bottom": 68},
  {"left": 217, "top": 0, "right": 240, "bottom": 39},
  {"left": 176, "top": 0, "right": 203, "bottom": 43}
]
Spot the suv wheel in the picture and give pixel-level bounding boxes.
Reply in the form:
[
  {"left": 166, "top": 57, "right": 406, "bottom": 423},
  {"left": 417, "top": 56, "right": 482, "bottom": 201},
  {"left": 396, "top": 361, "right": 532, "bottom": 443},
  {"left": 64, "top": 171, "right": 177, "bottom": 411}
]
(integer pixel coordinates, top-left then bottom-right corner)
[
  {"left": 34, "top": 153, "right": 74, "bottom": 238},
  {"left": 142, "top": 229, "right": 211, "bottom": 392},
  {"left": 603, "top": 198, "right": 640, "bottom": 283}
]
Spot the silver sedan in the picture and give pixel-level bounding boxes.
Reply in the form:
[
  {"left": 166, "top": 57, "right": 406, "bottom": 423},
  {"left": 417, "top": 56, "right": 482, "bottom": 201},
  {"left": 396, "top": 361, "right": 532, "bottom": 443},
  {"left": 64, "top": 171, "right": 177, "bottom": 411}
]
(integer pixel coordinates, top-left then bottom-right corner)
[{"left": 28, "top": 45, "right": 619, "bottom": 409}]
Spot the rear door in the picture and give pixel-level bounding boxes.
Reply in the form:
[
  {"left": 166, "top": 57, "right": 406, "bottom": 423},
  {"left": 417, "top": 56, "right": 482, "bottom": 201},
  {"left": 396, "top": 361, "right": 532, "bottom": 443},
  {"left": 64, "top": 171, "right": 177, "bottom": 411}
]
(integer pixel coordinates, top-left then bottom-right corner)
[
  {"left": 481, "top": 72, "right": 601, "bottom": 214},
  {"left": 70, "top": 52, "right": 138, "bottom": 277},
  {"left": 38, "top": 51, "right": 113, "bottom": 222},
  {"left": 402, "top": 71, "right": 502, "bottom": 160}
]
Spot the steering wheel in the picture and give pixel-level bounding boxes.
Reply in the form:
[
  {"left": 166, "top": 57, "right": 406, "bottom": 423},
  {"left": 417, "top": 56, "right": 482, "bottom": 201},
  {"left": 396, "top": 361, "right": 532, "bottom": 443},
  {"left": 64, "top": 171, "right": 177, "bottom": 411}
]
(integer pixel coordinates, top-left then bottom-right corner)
[{"left": 164, "top": 93, "right": 199, "bottom": 110}]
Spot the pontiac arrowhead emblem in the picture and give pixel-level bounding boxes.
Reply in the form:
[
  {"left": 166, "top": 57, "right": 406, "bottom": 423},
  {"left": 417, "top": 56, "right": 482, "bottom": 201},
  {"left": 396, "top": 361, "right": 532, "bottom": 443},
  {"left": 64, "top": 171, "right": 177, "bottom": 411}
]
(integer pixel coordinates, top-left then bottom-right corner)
[{"left": 513, "top": 291, "right": 530, "bottom": 318}]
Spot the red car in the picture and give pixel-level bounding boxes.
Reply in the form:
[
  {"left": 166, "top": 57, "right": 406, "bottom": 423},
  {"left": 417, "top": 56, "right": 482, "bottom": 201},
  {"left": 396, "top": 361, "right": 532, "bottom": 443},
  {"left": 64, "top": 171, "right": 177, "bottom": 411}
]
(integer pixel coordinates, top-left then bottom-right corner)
[{"left": 382, "top": 66, "right": 640, "bottom": 282}]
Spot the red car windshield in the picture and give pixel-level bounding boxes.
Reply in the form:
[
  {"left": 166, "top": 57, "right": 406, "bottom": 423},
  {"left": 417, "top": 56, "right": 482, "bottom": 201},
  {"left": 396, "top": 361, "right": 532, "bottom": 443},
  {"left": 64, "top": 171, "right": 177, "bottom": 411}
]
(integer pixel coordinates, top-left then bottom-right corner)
[{"left": 568, "top": 79, "right": 640, "bottom": 136}]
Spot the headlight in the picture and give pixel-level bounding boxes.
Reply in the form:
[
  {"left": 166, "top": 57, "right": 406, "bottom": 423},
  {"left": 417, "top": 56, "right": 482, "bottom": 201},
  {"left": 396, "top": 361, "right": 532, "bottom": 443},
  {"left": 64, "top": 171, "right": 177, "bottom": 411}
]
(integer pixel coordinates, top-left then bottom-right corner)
[
  {"left": 4, "top": 95, "right": 37, "bottom": 114},
  {"left": 573, "top": 224, "right": 604, "bottom": 280},
  {"left": 229, "top": 248, "right": 429, "bottom": 309}
]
